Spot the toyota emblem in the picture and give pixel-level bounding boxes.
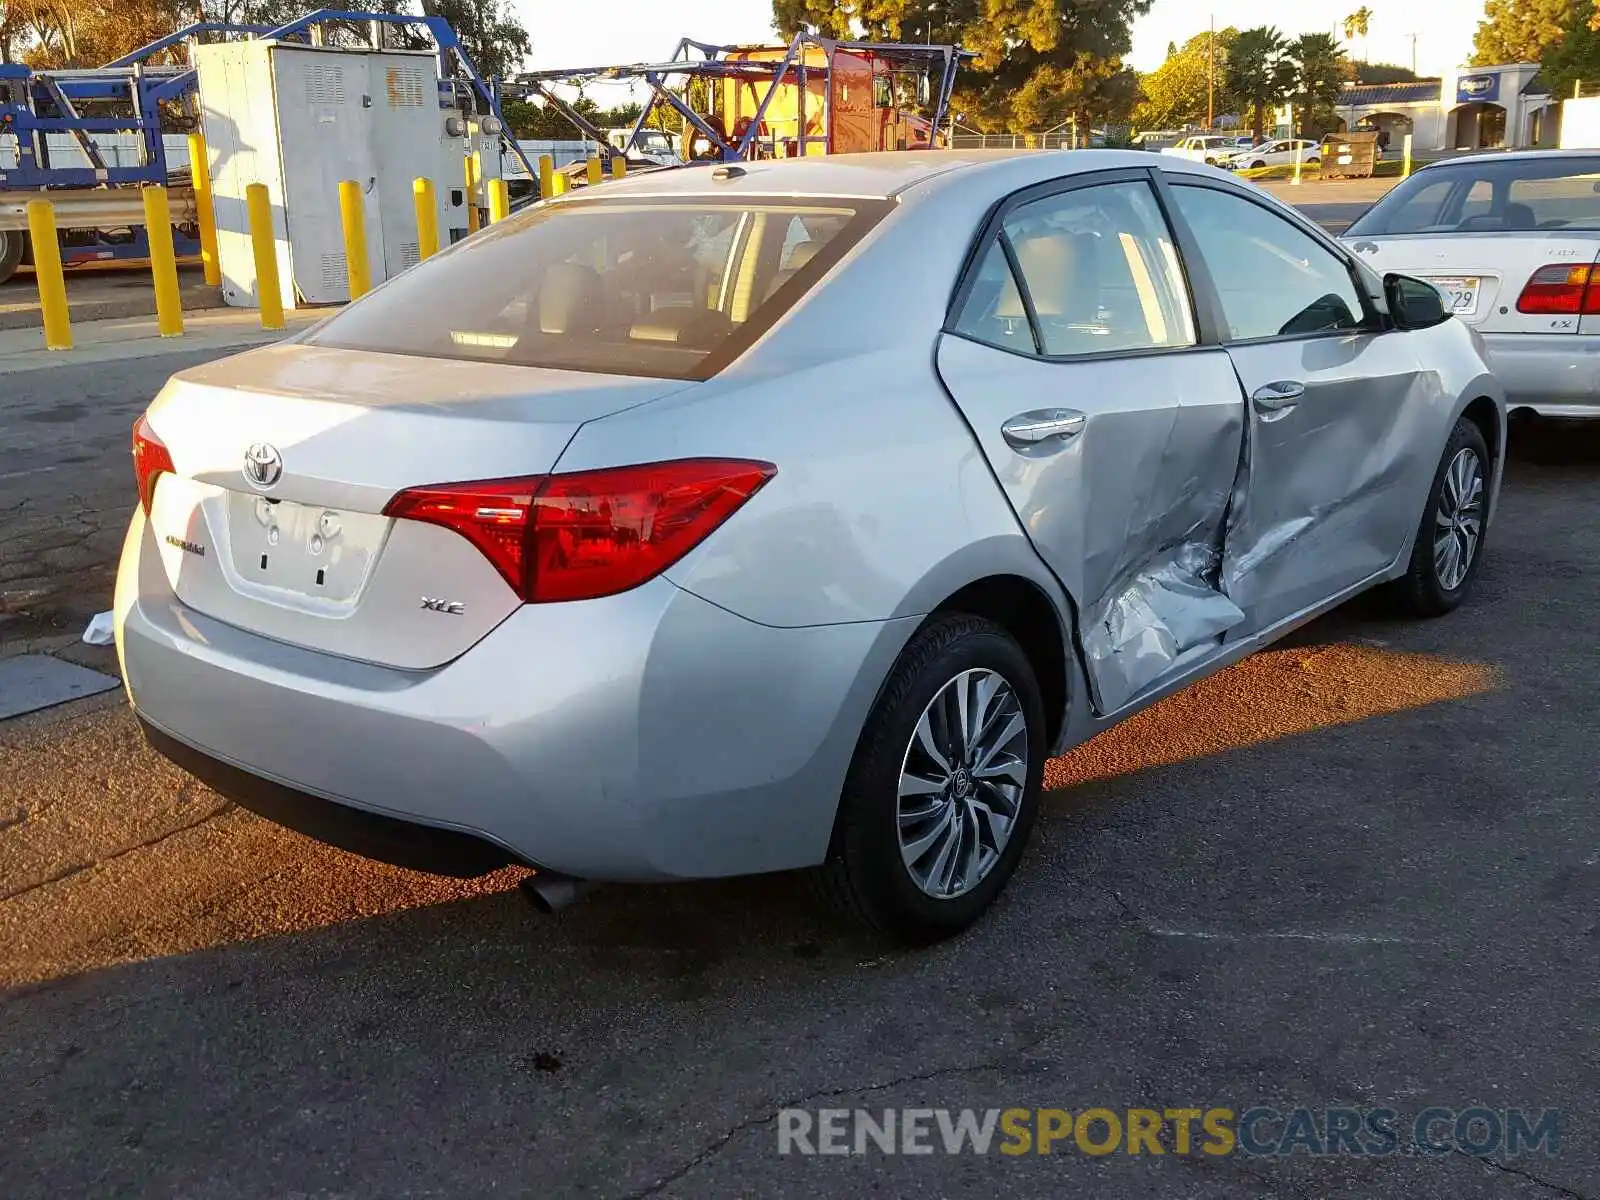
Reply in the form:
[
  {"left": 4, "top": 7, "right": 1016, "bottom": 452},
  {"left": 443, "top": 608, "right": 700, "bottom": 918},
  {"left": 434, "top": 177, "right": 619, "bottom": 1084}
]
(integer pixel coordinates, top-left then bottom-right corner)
[{"left": 243, "top": 442, "right": 283, "bottom": 490}]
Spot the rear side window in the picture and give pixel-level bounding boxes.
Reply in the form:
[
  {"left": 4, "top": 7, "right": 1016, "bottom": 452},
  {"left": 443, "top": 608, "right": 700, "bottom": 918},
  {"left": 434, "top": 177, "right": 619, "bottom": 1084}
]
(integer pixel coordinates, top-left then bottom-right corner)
[
  {"left": 1346, "top": 156, "right": 1600, "bottom": 235},
  {"left": 306, "top": 197, "right": 889, "bottom": 379},
  {"left": 951, "top": 180, "right": 1196, "bottom": 357}
]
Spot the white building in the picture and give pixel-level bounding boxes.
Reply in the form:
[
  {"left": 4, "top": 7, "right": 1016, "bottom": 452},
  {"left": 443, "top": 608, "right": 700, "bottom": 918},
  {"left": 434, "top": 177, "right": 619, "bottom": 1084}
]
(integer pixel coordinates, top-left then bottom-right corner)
[{"left": 1331, "top": 62, "right": 1557, "bottom": 152}]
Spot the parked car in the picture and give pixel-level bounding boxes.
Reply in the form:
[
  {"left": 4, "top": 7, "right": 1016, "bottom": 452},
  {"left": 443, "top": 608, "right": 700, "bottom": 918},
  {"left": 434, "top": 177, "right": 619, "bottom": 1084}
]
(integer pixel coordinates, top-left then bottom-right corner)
[
  {"left": 1343, "top": 149, "right": 1600, "bottom": 419},
  {"left": 1226, "top": 138, "right": 1321, "bottom": 171},
  {"left": 117, "top": 150, "right": 1505, "bottom": 942},
  {"left": 1161, "top": 134, "right": 1238, "bottom": 165}
]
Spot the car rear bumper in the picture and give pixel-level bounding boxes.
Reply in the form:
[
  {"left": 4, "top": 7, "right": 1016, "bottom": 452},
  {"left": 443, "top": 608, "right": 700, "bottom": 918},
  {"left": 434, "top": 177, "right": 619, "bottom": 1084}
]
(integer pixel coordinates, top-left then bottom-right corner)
[
  {"left": 1480, "top": 333, "right": 1600, "bottom": 418},
  {"left": 115, "top": 509, "right": 911, "bottom": 882}
]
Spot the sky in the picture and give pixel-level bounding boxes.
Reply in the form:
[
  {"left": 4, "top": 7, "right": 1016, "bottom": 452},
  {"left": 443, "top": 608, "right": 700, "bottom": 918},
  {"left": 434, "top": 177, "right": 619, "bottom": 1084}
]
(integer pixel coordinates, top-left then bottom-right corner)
[{"left": 512, "top": 0, "right": 1486, "bottom": 80}]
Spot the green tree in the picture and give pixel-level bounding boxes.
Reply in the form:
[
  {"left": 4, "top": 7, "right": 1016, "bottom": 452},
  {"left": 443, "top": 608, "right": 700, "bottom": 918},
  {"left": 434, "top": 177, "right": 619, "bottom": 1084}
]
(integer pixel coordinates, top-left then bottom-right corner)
[
  {"left": 1287, "top": 32, "right": 1346, "bottom": 137},
  {"left": 419, "top": 0, "right": 529, "bottom": 79},
  {"left": 1355, "top": 61, "right": 1421, "bottom": 83},
  {"left": 1542, "top": 4, "right": 1600, "bottom": 93},
  {"left": 1225, "top": 26, "right": 1294, "bottom": 140},
  {"left": 1133, "top": 27, "right": 1239, "bottom": 130},
  {"left": 773, "top": 0, "right": 1153, "bottom": 133},
  {"left": 1472, "top": 0, "right": 1576, "bottom": 65}
]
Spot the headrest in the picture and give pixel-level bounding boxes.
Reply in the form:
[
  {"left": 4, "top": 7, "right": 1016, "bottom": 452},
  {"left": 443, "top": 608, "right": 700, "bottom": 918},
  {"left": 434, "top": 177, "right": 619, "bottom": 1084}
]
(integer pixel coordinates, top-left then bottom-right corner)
[
  {"left": 537, "top": 262, "right": 602, "bottom": 335},
  {"left": 783, "top": 240, "right": 821, "bottom": 271}
]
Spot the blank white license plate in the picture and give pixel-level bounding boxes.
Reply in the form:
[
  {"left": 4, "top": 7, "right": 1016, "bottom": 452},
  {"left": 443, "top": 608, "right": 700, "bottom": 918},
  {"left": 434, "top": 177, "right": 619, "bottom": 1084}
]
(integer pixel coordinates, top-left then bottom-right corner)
[{"left": 1427, "top": 276, "right": 1481, "bottom": 316}]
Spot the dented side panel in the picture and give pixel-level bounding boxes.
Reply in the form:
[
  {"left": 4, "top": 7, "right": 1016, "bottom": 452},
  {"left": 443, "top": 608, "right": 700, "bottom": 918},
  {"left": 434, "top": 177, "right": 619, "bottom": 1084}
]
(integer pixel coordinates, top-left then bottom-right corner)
[
  {"left": 935, "top": 336, "right": 1248, "bottom": 713},
  {"left": 1220, "top": 331, "right": 1437, "bottom": 632}
]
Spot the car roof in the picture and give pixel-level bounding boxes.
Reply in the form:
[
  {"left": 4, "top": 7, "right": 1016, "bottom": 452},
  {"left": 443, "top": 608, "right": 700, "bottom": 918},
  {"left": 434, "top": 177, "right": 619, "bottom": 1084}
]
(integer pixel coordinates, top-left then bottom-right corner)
[
  {"left": 1417, "top": 148, "right": 1600, "bottom": 171},
  {"left": 544, "top": 149, "right": 1223, "bottom": 203}
]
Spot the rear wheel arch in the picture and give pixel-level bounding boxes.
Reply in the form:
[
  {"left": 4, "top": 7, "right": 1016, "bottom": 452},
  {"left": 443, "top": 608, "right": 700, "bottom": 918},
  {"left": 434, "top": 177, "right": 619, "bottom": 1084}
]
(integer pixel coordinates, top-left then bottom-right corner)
[{"left": 928, "top": 574, "right": 1072, "bottom": 750}]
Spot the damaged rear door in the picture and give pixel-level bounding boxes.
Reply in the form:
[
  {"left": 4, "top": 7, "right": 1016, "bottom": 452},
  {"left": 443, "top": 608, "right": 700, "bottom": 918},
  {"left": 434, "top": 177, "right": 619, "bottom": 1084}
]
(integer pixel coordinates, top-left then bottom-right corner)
[
  {"left": 1163, "top": 180, "right": 1429, "bottom": 633},
  {"left": 936, "top": 170, "right": 1249, "bottom": 715}
]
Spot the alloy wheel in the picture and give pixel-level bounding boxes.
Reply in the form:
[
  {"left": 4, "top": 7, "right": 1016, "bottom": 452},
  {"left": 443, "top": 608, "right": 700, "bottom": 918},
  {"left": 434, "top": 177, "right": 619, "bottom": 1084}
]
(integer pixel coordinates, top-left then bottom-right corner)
[
  {"left": 896, "top": 668, "right": 1030, "bottom": 900},
  {"left": 1434, "top": 446, "right": 1485, "bottom": 591}
]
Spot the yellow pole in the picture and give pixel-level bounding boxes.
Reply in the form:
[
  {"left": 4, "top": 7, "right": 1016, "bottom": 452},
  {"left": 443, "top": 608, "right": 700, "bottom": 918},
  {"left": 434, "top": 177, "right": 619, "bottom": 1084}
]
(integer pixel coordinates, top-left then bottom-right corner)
[
  {"left": 586, "top": 155, "right": 602, "bottom": 186},
  {"left": 538, "top": 153, "right": 554, "bottom": 199},
  {"left": 245, "top": 182, "right": 284, "bottom": 331},
  {"left": 187, "top": 131, "right": 220, "bottom": 287},
  {"left": 464, "top": 150, "right": 480, "bottom": 233},
  {"left": 413, "top": 177, "right": 440, "bottom": 260},
  {"left": 487, "top": 177, "right": 510, "bottom": 223},
  {"left": 1291, "top": 139, "right": 1303, "bottom": 187},
  {"left": 338, "top": 179, "right": 371, "bottom": 301},
  {"left": 552, "top": 171, "right": 569, "bottom": 196},
  {"left": 1402, "top": 132, "right": 1414, "bottom": 179},
  {"left": 25, "top": 200, "right": 71, "bottom": 351},
  {"left": 611, "top": 155, "right": 627, "bottom": 180},
  {"left": 141, "top": 185, "right": 183, "bottom": 338}
]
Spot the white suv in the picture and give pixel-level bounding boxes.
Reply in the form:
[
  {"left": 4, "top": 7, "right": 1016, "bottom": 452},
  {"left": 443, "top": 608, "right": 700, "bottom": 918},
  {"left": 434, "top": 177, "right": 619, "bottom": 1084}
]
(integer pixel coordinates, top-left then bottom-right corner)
[{"left": 1160, "top": 135, "right": 1236, "bottom": 165}]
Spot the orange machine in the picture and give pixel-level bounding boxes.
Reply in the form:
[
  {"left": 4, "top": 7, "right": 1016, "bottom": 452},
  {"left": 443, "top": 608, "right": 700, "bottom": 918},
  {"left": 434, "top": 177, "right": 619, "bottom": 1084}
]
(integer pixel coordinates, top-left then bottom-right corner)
[
  {"left": 514, "top": 36, "right": 965, "bottom": 169},
  {"left": 717, "top": 43, "right": 944, "bottom": 157}
]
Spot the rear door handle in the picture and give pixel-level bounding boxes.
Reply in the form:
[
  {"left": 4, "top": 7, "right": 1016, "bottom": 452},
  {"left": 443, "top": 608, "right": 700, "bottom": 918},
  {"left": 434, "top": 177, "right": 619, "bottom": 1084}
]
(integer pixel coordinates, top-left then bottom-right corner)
[
  {"left": 1001, "top": 408, "right": 1086, "bottom": 451},
  {"left": 1251, "top": 381, "right": 1305, "bottom": 418}
]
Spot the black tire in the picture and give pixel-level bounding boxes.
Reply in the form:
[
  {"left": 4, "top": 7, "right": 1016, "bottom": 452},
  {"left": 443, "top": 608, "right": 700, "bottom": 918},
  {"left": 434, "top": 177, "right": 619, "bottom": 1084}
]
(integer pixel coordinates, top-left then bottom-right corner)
[
  {"left": 1388, "top": 417, "right": 1491, "bottom": 617},
  {"left": 0, "top": 229, "right": 23, "bottom": 286},
  {"left": 816, "top": 613, "right": 1047, "bottom": 943},
  {"left": 1251, "top": 160, "right": 1267, "bottom": 170}
]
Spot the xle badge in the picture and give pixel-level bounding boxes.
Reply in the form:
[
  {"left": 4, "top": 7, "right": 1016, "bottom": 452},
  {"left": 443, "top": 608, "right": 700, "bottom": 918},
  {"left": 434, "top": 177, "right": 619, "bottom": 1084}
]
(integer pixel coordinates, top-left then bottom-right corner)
[{"left": 420, "top": 597, "right": 466, "bottom": 615}]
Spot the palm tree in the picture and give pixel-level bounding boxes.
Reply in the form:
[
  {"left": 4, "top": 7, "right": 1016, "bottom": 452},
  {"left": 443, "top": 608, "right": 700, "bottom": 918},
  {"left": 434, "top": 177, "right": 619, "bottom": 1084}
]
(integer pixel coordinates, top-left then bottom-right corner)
[
  {"left": 1225, "top": 26, "right": 1297, "bottom": 141},
  {"left": 1290, "top": 32, "right": 1348, "bottom": 138},
  {"left": 1343, "top": 7, "right": 1373, "bottom": 63}
]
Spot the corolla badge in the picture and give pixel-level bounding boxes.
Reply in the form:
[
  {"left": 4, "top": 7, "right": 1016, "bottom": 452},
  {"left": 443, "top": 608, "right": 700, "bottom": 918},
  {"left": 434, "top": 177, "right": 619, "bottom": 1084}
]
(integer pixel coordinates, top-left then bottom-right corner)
[{"left": 243, "top": 442, "right": 283, "bottom": 490}]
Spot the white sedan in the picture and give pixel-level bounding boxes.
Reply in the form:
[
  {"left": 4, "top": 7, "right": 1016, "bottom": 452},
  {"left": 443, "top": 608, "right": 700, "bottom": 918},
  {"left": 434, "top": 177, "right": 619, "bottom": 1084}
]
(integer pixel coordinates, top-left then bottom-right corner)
[
  {"left": 1226, "top": 138, "right": 1321, "bottom": 171},
  {"left": 1343, "top": 150, "right": 1600, "bottom": 419}
]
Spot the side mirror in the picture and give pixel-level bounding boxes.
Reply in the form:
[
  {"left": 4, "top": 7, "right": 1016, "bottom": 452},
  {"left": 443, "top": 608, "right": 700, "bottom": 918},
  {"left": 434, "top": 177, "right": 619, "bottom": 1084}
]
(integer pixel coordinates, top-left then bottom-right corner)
[{"left": 1385, "top": 273, "right": 1451, "bottom": 330}]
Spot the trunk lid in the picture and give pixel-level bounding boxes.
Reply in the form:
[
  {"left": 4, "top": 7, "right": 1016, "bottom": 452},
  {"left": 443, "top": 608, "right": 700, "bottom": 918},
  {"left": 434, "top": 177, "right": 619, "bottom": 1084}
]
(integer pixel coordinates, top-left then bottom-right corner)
[
  {"left": 1345, "top": 232, "right": 1600, "bottom": 335},
  {"left": 142, "top": 343, "right": 689, "bottom": 669}
]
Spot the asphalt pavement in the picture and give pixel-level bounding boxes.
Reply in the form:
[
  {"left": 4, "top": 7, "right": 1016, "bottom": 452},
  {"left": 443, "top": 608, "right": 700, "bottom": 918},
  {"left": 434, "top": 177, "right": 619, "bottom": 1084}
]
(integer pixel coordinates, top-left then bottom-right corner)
[{"left": 3, "top": 178, "right": 1599, "bottom": 1197}]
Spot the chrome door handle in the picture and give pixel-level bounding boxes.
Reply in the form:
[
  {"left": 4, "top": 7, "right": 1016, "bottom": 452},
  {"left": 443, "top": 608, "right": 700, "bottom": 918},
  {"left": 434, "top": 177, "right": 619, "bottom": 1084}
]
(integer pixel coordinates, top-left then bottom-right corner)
[
  {"left": 1251, "top": 381, "right": 1305, "bottom": 414},
  {"left": 1001, "top": 408, "right": 1086, "bottom": 451}
]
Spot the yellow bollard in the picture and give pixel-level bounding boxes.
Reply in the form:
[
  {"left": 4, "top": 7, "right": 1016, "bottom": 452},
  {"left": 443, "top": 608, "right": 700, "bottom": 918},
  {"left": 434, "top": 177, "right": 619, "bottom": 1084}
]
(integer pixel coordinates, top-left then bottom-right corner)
[
  {"left": 611, "top": 155, "right": 627, "bottom": 180},
  {"left": 586, "top": 156, "right": 602, "bottom": 186},
  {"left": 538, "top": 153, "right": 554, "bottom": 199},
  {"left": 141, "top": 185, "right": 184, "bottom": 338},
  {"left": 413, "top": 177, "right": 440, "bottom": 261},
  {"left": 1402, "top": 132, "right": 1414, "bottom": 179},
  {"left": 337, "top": 180, "right": 371, "bottom": 301},
  {"left": 487, "top": 178, "right": 510, "bottom": 224},
  {"left": 464, "top": 150, "right": 480, "bottom": 234},
  {"left": 25, "top": 200, "right": 71, "bottom": 351},
  {"left": 188, "top": 132, "right": 221, "bottom": 287},
  {"left": 245, "top": 182, "right": 285, "bottom": 331},
  {"left": 552, "top": 171, "right": 569, "bottom": 196},
  {"left": 1291, "top": 140, "right": 1303, "bottom": 187}
]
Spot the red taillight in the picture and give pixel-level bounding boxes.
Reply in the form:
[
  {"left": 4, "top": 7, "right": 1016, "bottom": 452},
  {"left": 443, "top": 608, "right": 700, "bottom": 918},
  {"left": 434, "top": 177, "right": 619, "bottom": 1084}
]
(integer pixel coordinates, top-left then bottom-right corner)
[
  {"left": 383, "top": 459, "right": 776, "bottom": 603},
  {"left": 132, "top": 414, "right": 175, "bottom": 515},
  {"left": 1516, "top": 264, "right": 1600, "bottom": 315}
]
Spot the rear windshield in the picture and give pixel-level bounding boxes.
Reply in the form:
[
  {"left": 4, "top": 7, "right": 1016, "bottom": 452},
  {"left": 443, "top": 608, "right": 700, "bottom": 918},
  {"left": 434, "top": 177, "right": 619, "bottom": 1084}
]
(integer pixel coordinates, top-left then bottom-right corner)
[
  {"left": 1346, "top": 156, "right": 1600, "bottom": 236},
  {"left": 306, "top": 195, "right": 890, "bottom": 379}
]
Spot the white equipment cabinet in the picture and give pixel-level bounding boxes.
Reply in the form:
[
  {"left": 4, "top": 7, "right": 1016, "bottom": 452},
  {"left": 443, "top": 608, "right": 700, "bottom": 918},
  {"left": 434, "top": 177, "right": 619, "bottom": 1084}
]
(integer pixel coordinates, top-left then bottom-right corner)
[{"left": 198, "top": 40, "right": 448, "bottom": 309}]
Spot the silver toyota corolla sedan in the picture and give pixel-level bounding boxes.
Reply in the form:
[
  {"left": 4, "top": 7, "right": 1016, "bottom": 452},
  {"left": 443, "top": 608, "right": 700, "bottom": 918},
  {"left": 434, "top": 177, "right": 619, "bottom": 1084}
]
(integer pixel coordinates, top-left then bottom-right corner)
[{"left": 116, "top": 151, "right": 1505, "bottom": 942}]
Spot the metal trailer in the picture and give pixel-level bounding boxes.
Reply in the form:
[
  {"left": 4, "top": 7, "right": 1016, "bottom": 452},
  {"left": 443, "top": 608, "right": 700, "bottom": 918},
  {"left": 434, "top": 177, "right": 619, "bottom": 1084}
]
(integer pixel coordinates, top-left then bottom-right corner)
[
  {"left": 0, "top": 8, "right": 535, "bottom": 285},
  {"left": 508, "top": 35, "right": 969, "bottom": 177}
]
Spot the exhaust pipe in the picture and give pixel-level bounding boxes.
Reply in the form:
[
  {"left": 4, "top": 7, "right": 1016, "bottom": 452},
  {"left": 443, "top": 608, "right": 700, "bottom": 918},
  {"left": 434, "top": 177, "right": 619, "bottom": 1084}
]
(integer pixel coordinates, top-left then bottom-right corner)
[{"left": 519, "top": 871, "right": 595, "bottom": 913}]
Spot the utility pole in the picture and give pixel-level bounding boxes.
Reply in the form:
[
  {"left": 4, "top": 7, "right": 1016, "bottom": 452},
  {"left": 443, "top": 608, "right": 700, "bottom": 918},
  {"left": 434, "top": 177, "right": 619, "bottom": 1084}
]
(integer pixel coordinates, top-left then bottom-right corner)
[
  {"left": 1207, "top": 13, "right": 1215, "bottom": 130},
  {"left": 1407, "top": 33, "right": 1419, "bottom": 76}
]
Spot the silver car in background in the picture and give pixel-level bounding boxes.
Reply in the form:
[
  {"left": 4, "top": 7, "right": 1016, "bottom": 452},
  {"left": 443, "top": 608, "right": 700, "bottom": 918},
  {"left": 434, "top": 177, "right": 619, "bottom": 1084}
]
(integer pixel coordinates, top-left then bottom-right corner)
[
  {"left": 117, "top": 152, "right": 1505, "bottom": 942},
  {"left": 1344, "top": 149, "right": 1600, "bottom": 419}
]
